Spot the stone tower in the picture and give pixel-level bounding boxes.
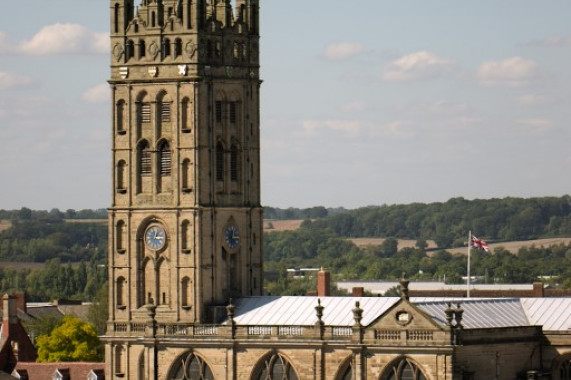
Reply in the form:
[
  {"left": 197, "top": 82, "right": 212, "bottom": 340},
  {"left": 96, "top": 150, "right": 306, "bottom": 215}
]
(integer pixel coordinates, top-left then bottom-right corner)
[{"left": 105, "top": 0, "right": 262, "bottom": 376}]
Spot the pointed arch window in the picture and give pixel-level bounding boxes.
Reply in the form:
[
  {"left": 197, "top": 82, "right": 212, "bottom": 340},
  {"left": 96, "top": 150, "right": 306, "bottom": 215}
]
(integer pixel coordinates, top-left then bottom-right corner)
[
  {"left": 159, "top": 141, "right": 171, "bottom": 176},
  {"left": 139, "top": 39, "right": 146, "bottom": 59},
  {"left": 216, "top": 142, "right": 224, "bottom": 181},
  {"left": 126, "top": 40, "right": 135, "bottom": 60},
  {"left": 380, "top": 358, "right": 427, "bottom": 380},
  {"left": 139, "top": 102, "right": 151, "bottom": 123},
  {"left": 139, "top": 141, "right": 152, "bottom": 176},
  {"left": 215, "top": 100, "right": 223, "bottom": 123},
  {"left": 160, "top": 99, "right": 171, "bottom": 123},
  {"left": 174, "top": 38, "right": 183, "bottom": 57},
  {"left": 163, "top": 38, "right": 171, "bottom": 57},
  {"left": 252, "top": 353, "right": 298, "bottom": 380},
  {"left": 169, "top": 352, "right": 214, "bottom": 380},
  {"left": 230, "top": 144, "right": 239, "bottom": 182},
  {"left": 229, "top": 101, "right": 237, "bottom": 124}
]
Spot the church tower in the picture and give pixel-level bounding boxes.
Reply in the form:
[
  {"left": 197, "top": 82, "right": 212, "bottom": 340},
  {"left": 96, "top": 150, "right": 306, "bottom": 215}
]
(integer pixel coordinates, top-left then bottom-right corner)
[{"left": 106, "top": 0, "right": 262, "bottom": 376}]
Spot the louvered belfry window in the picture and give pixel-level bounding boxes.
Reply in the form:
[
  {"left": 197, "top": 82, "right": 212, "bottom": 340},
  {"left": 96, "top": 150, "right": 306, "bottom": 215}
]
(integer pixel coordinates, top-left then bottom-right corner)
[
  {"left": 216, "top": 143, "right": 224, "bottom": 181},
  {"left": 161, "top": 101, "right": 171, "bottom": 122},
  {"left": 229, "top": 101, "right": 237, "bottom": 124},
  {"left": 215, "top": 101, "right": 223, "bottom": 123},
  {"left": 159, "top": 142, "right": 171, "bottom": 176},
  {"left": 140, "top": 144, "right": 152, "bottom": 176},
  {"left": 141, "top": 103, "right": 151, "bottom": 123},
  {"left": 230, "top": 145, "right": 238, "bottom": 181}
]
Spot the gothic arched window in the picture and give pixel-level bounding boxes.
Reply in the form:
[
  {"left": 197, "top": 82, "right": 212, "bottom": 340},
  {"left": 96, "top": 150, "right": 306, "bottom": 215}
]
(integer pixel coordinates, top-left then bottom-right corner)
[
  {"left": 163, "top": 38, "right": 171, "bottom": 58},
  {"left": 169, "top": 352, "right": 214, "bottom": 380},
  {"left": 380, "top": 358, "right": 427, "bottom": 380},
  {"left": 230, "top": 144, "right": 239, "bottom": 182},
  {"left": 158, "top": 141, "right": 171, "bottom": 176},
  {"left": 139, "top": 141, "right": 152, "bottom": 176},
  {"left": 139, "top": 39, "right": 146, "bottom": 59},
  {"left": 175, "top": 38, "right": 183, "bottom": 57},
  {"left": 216, "top": 142, "right": 224, "bottom": 181},
  {"left": 126, "top": 40, "right": 135, "bottom": 60},
  {"left": 252, "top": 353, "right": 299, "bottom": 380}
]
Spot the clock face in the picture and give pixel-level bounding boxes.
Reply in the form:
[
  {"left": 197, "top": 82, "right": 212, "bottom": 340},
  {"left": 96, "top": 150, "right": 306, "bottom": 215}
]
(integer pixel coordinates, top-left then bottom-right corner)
[
  {"left": 145, "top": 225, "right": 166, "bottom": 251},
  {"left": 224, "top": 226, "right": 240, "bottom": 249}
]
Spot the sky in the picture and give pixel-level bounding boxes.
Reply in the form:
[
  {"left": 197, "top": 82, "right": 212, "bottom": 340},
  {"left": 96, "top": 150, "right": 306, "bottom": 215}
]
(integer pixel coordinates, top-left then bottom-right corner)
[{"left": 0, "top": 1, "right": 570, "bottom": 210}]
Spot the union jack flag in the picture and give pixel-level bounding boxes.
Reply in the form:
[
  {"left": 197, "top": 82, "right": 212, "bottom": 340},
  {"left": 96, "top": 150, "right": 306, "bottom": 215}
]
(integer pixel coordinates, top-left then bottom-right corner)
[{"left": 471, "top": 235, "right": 489, "bottom": 252}]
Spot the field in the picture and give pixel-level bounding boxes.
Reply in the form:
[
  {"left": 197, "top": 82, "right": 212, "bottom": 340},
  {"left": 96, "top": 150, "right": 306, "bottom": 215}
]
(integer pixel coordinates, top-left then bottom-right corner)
[
  {"left": 445, "top": 237, "right": 571, "bottom": 255},
  {"left": 351, "top": 237, "right": 571, "bottom": 255},
  {"left": 0, "top": 261, "right": 47, "bottom": 270},
  {"left": 349, "top": 238, "right": 438, "bottom": 249},
  {"left": 264, "top": 219, "right": 304, "bottom": 232},
  {"left": 263, "top": 220, "right": 571, "bottom": 255},
  {"left": 0, "top": 220, "right": 12, "bottom": 232}
]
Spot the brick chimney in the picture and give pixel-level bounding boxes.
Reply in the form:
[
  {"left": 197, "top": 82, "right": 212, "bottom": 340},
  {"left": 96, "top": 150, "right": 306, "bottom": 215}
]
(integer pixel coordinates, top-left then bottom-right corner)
[
  {"left": 317, "top": 268, "right": 331, "bottom": 297},
  {"left": 352, "top": 287, "right": 364, "bottom": 297},
  {"left": 532, "top": 282, "right": 544, "bottom": 297},
  {"left": 2, "top": 294, "right": 18, "bottom": 340}
]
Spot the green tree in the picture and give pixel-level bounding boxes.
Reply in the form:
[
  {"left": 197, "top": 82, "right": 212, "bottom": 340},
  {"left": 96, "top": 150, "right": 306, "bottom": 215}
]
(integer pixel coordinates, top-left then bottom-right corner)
[
  {"left": 36, "top": 316, "right": 102, "bottom": 362},
  {"left": 87, "top": 282, "right": 109, "bottom": 335}
]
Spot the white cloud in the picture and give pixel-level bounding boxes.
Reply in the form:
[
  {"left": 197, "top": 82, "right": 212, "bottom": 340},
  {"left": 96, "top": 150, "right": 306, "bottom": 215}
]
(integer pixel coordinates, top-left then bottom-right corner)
[
  {"left": 516, "top": 93, "right": 552, "bottom": 106},
  {"left": 323, "top": 42, "right": 364, "bottom": 61},
  {"left": 477, "top": 56, "right": 541, "bottom": 87},
  {"left": 378, "top": 120, "right": 415, "bottom": 138},
  {"left": 301, "top": 120, "right": 362, "bottom": 137},
  {"left": 0, "top": 71, "right": 34, "bottom": 90},
  {"left": 381, "top": 51, "right": 455, "bottom": 82},
  {"left": 82, "top": 83, "right": 110, "bottom": 103},
  {"left": 18, "top": 24, "right": 108, "bottom": 55},
  {"left": 524, "top": 35, "right": 571, "bottom": 47},
  {"left": 516, "top": 118, "right": 552, "bottom": 133},
  {"left": 340, "top": 101, "right": 367, "bottom": 113}
]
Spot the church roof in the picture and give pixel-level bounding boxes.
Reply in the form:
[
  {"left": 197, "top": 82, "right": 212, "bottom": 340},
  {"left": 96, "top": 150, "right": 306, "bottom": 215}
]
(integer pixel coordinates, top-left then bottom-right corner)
[{"left": 231, "top": 296, "right": 571, "bottom": 332}]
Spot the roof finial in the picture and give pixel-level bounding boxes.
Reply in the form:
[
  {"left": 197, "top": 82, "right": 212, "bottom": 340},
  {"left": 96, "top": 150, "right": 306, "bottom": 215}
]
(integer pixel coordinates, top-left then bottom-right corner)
[{"left": 399, "top": 272, "right": 410, "bottom": 300}]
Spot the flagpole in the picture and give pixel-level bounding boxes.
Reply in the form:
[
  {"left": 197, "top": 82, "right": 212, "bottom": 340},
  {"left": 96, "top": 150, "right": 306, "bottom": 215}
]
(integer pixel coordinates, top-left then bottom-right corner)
[{"left": 467, "top": 230, "right": 471, "bottom": 298}]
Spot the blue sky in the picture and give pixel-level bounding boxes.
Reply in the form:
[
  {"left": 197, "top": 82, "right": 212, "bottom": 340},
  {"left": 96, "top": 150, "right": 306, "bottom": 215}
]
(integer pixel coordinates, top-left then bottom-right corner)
[{"left": 0, "top": 1, "right": 570, "bottom": 210}]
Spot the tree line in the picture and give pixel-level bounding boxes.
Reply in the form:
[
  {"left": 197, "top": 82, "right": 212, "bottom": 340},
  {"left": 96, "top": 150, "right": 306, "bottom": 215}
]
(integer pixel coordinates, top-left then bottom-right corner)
[
  {"left": 264, "top": 229, "right": 571, "bottom": 294},
  {"left": 304, "top": 196, "right": 571, "bottom": 248}
]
